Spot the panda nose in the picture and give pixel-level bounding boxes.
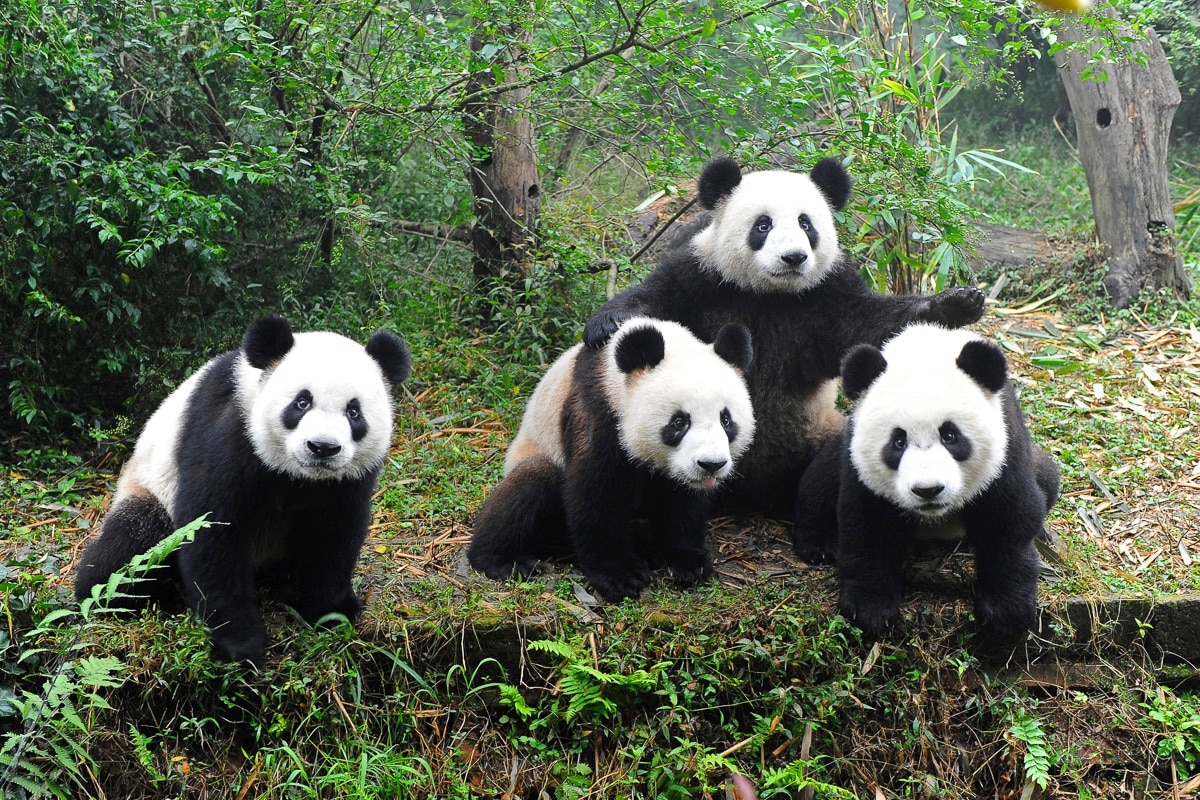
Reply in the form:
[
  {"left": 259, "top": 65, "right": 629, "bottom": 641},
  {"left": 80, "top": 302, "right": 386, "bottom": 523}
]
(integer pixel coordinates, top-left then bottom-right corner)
[
  {"left": 911, "top": 483, "right": 944, "bottom": 500},
  {"left": 780, "top": 250, "right": 808, "bottom": 267},
  {"left": 307, "top": 439, "right": 342, "bottom": 459},
  {"left": 697, "top": 458, "right": 728, "bottom": 475}
]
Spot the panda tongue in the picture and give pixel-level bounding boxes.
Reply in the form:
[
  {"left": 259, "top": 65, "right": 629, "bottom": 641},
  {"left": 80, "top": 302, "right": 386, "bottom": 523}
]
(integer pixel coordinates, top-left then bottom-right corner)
[{"left": 702, "top": 477, "right": 718, "bottom": 489}]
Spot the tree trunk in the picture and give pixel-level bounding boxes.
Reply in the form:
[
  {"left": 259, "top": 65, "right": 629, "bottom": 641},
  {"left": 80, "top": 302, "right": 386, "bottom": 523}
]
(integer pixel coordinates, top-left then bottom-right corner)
[
  {"left": 1055, "top": 11, "right": 1189, "bottom": 309},
  {"left": 463, "top": 17, "right": 541, "bottom": 294}
]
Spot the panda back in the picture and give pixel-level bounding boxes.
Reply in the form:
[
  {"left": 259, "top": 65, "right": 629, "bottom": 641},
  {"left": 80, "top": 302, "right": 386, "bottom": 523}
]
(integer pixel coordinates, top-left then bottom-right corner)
[
  {"left": 504, "top": 344, "right": 582, "bottom": 474},
  {"left": 114, "top": 354, "right": 226, "bottom": 518}
]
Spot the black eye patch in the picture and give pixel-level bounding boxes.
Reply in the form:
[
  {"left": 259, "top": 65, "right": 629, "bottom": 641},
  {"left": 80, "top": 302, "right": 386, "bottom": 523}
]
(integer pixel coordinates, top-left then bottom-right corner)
[
  {"left": 748, "top": 214, "right": 773, "bottom": 251},
  {"left": 346, "top": 398, "right": 368, "bottom": 441},
  {"left": 882, "top": 427, "right": 906, "bottom": 470},
  {"left": 661, "top": 410, "right": 691, "bottom": 447},
  {"left": 800, "top": 213, "right": 820, "bottom": 250},
  {"left": 282, "top": 390, "right": 313, "bottom": 430},
  {"left": 720, "top": 407, "right": 739, "bottom": 442},
  {"left": 939, "top": 421, "right": 972, "bottom": 462}
]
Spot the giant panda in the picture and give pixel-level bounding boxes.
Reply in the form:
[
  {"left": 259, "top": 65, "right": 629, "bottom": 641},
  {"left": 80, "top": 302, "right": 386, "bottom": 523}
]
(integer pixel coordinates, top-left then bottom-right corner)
[
  {"left": 583, "top": 156, "right": 986, "bottom": 514},
  {"left": 74, "top": 315, "right": 412, "bottom": 666},
  {"left": 468, "top": 317, "right": 756, "bottom": 601},
  {"left": 792, "top": 323, "right": 1061, "bottom": 647}
]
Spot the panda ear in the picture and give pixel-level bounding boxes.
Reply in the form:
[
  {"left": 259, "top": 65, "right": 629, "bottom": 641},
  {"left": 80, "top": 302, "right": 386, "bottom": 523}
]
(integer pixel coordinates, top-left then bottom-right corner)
[
  {"left": 713, "top": 324, "right": 753, "bottom": 372},
  {"left": 956, "top": 340, "right": 1007, "bottom": 394},
  {"left": 697, "top": 157, "right": 743, "bottom": 210},
  {"left": 614, "top": 325, "right": 666, "bottom": 374},
  {"left": 809, "top": 157, "right": 853, "bottom": 212},
  {"left": 840, "top": 344, "right": 887, "bottom": 401},
  {"left": 243, "top": 315, "right": 295, "bottom": 370},
  {"left": 366, "top": 330, "right": 412, "bottom": 385}
]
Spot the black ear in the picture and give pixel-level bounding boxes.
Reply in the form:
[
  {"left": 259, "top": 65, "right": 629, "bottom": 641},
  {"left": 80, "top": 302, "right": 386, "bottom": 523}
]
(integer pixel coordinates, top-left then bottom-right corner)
[
  {"left": 840, "top": 344, "right": 887, "bottom": 401},
  {"left": 366, "top": 330, "right": 412, "bottom": 385},
  {"left": 615, "top": 325, "right": 666, "bottom": 374},
  {"left": 713, "top": 323, "right": 753, "bottom": 372},
  {"left": 243, "top": 315, "right": 295, "bottom": 370},
  {"left": 698, "top": 157, "right": 743, "bottom": 210},
  {"left": 956, "top": 339, "right": 1007, "bottom": 393},
  {"left": 809, "top": 157, "right": 853, "bottom": 212}
]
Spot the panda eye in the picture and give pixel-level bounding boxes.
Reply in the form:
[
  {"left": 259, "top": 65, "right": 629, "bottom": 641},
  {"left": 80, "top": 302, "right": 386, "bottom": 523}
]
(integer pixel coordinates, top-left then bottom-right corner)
[
  {"left": 753, "top": 215, "right": 772, "bottom": 233},
  {"left": 347, "top": 406, "right": 360, "bottom": 420},
  {"left": 940, "top": 427, "right": 957, "bottom": 445},
  {"left": 293, "top": 396, "right": 311, "bottom": 411},
  {"left": 671, "top": 412, "right": 688, "bottom": 430},
  {"left": 799, "top": 214, "right": 812, "bottom": 232},
  {"left": 720, "top": 409, "right": 733, "bottom": 429},
  {"left": 891, "top": 431, "right": 907, "bottom": 451}
]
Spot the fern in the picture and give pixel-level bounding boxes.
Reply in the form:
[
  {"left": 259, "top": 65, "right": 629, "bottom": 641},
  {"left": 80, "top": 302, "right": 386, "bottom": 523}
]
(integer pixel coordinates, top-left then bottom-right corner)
[
  {"left": 1007, "top": 705, "right": 1053, "bottom": 790},
  {"left": 525, "top": 636, "right": 666, "bottom": 725}
]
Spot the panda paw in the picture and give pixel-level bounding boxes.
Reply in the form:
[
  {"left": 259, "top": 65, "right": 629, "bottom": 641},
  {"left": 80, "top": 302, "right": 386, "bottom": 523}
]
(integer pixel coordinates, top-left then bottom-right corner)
[
  {"left": 666, "top": 549, "right": 714, "bottom": 588},
  {"left": 582, "top": 311, "right": 625, "bottom": 350},
  {"left": 919, "top": 286, "right": 986, "bottom": 328},
  {"left": 792, "top": 527, "right": 836, "bottom": 565},
  {"left": 211, "top": 627, "right": 268, "bottom": 668},
  {"left": 583, "top": 558, "right": 652, "bottom": 602},
  {"left": 839, "top": 591, "right": 900, "bottom": 640}
]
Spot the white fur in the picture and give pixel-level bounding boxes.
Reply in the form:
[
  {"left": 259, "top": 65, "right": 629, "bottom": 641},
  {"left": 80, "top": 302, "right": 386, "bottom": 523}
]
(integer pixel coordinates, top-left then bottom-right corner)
[
  {"left": 238, "top": 331, "right": 395, "bottom": 482},
  {"left": 849, "top": 324, "right": 1007, "bottom": 520},
  {"left": 691, "top": 170, "right": 841, "bottom": 294},
  {"left": 115, "top": 365, "right": 212, "bottom": 518},
  {"left": 507, "top": 318, "right": 755, "bottom": 492},
  {"left": 503, "top": 344, "right": 577, "bottom": 474}
]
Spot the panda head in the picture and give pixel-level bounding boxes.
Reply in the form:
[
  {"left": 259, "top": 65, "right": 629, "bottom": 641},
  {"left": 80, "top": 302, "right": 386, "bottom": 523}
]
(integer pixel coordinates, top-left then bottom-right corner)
[
  {"left": 844, "top": 324, "right": 1009, "bottom": 519},
  {"left": 237, "top": 316, "right": 412, "bottom": 482},
  {"left": 690, "top": 156, "right": 852, "bottom": 294},
  {"left": 603, "top": 318, "right": 755, "bottom": 491}
]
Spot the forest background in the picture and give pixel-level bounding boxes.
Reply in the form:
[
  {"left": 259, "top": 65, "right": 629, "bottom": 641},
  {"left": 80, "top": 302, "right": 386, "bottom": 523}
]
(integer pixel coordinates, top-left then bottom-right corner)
[{"left": 3, "top": 0, "right": 1200, "bottom": 797}]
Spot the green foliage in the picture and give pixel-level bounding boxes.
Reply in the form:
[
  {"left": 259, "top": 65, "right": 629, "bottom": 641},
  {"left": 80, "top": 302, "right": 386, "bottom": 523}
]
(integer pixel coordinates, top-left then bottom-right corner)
[
  {"left": 5, "top": 0, "right": 1180, "bottom": 434},
  {"left": 503, "top": 636, "right": 667, "bottom": 726},
  {"left": 1141, "top": 688, "right": 1200, "bottom": 777},
  {"left": 1005, "top": 702, "right": 1054, "bottom": 791},
  {"left": 0, "top": 518, "right": 201, "bottom": 797}
]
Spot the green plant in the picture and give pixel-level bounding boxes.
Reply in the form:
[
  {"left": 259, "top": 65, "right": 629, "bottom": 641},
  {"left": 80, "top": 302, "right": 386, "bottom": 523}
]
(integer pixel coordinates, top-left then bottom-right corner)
[
  {"left": 1141, "top": 687, "right": 1200, "bottom": 778},
  {"left": 0, "top": 517, "right": 202, "bottom": 797},
  {"left": 1005, "top": 702, "right": 1054, "bottom": 792}
]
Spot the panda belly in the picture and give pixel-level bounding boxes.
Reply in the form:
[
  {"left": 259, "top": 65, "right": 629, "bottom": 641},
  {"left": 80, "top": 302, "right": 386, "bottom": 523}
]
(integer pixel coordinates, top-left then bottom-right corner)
[
  {"left": 915, "top": 513, "right": 967, "bottom": 542},
  {"left": 730, "top": 379, "right": 844, "bottom": 511}
]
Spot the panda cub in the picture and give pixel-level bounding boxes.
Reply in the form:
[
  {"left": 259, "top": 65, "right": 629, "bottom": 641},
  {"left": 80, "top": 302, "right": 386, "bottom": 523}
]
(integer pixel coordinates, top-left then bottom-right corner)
[
  {"left": 75, "top": 316, "right": 412, "bottom": 666},
  {"left": 793, "top": 323, "right": 1060, "bottom": 645},
  {"left": 584, "top": 157, "right": 986, "bottom": 514},
  {"left": 469, "top": 317, "right": 755, "bottom": 601}
]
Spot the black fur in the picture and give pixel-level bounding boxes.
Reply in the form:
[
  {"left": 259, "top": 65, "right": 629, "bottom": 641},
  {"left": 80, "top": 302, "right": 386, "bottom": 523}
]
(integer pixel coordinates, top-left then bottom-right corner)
[
  {"left": 366, "top": 329, "right": 413, "bottom": 385},
  {"left": 809, "top": 157, "right": 853, "bottom": 212},
  {"left": 615, "top": 325, "right": 667, "bottom": 374},
  {"left": 469, "top": 325, "right": 753, "bottom": 601},
  {"left": 583, "top": 158, "right": 985, "bottom": 514},
  {"left": 243, "top": 315, "right": 295, "bottom": 369},
  {"left": 74, "top": 317, "right": 410, "bottom": 666},
  {"left": 698, "top": 157, "right": 743, "bottom": 210},
  {"left": 793, "top": 340, "right": 1061, "bottom": 652}
]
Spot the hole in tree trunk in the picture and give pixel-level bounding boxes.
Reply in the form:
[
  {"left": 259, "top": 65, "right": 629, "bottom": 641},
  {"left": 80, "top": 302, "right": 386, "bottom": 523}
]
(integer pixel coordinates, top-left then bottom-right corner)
[
  {"left": 1096, "top": 108, "right": 1112, "bottom": 128},
  {"left": 528, "top": 184, "right": 539, "bottom": 199}
]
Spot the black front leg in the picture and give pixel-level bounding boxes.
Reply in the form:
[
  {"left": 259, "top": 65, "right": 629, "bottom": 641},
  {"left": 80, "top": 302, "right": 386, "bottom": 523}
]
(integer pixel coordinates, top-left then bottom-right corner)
[
  {"left": 288, "top": 490, "right": 373, "bottom": 627},
  {"left": 177, "top": 526, "right": 266, "bottom": 666},
  {"left": 652, "top": 483, "right": 715, "bottom": 587},
  {"left": 792, "top": 435, "right": 845, "bottom": 565},
  {"left": 835, "top": 486, "right": 912, "bottom": 638},
  {"left": 563, "top": 459, "right": 650, "bottom": 601},
  {"left": 963, "top": 487, "right": 1044, "bottom": 650},
  {"left": 913, "top": 286, "right": 986, "bottom": 328}
]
